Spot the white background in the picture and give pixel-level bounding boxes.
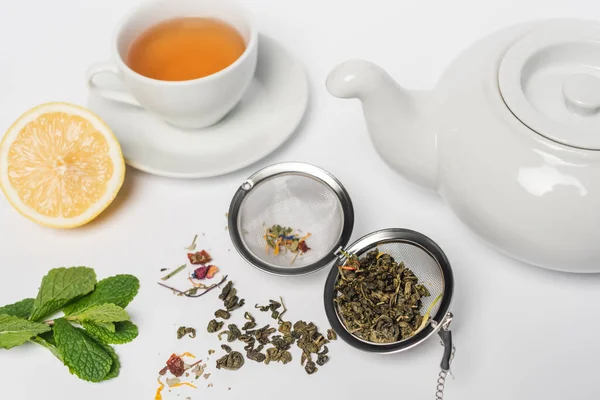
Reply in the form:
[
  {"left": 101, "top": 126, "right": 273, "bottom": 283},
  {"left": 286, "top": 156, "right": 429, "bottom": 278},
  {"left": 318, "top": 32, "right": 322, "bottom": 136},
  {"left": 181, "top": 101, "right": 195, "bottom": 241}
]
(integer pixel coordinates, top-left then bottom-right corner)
[{"left": 1, "top": 0, "right": 599, "bottom": 399}]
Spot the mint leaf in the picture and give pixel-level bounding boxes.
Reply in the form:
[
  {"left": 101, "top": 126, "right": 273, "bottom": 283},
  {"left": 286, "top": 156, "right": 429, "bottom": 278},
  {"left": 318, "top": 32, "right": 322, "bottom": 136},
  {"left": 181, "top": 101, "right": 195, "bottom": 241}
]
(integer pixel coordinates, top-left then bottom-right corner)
[
  {"left": 54, "top": 318, "right": 112, "bottom": 382},
  {"left": 0, "top": 298, "right": 34, "bottom": 318},
  {"left": 97, "top": 341, "right": 120, "bottom": 380},
  {"left": 68, "top": 304, "right": 129, "bottom": 324},
  {"left": 83, "top": 321, "right": 139, "bottom": 345},
  {"left": 32, "top": 331, "right": 63, "bottom": 362},
  {"left": 93, "top": 322, "right": 116, "bottom": 333},
  {"left": 0, "top": 314, "right": 51, "bottom": 349},
  {"left": 63, "top": 275, "right": 139, "bottom": 316},
  {"left": 30, "top": 267, "right": 96, "bottom": 321}
]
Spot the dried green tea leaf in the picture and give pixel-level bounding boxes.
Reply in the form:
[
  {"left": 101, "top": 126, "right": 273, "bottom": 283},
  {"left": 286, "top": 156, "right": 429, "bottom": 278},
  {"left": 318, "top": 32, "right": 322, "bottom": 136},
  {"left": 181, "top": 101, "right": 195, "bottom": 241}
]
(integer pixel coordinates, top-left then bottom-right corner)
[
  {"left": 305, "top": 360, "right": 318, "bottom": 375},
  {"left": 218, "top": 281, "right": 233, "bottom": 300},
  {"left": 53, "top": 318, "right": 113, "bottom": 382},
  {"left": 177, "top": 326, "right": 196, "bottom": 339},
  {"left": 327, "top": 329, "right": 337, "bottom": 341},
  {"left": 0, "top": 298, "right": 34, "bottom": 319},
  {"left": 30, "top": 267, "right": 97, "bottom": 321},
  {"left": 221, "top": 344, "right": 232, "bottom": 353},
  {"left": 216, "top": 351, "right": 244, "bottom": 370},
  {"left": 0, "top": 314, "right": 50, "bottom": 349},
  {"left": 300, "top": 351, "right": 308, "bottom": 366},
  {"left": 63, "top": 274, "right": 139, "bottom": 316},
  {"left": 242, "top": 312, "right": 256, "bottom": 330},
  {"left": 279, "top": 321, "right": 292, "bottom": 335},
  {"left": 82, "top": 321, "right": 139, "bottom": 345},
  {"left": 224, "top": 324, "right": 241, "bottom": 342},
  {"left": 254, "top": 325, "right": 276, "bottom": 345},
  {"left": 246, "top": 348, "right": 266, "bottom": 363},
  {"left": 207, "top": 319, "right": 224, "bottom": 333},
  {"left": 264, "top": 347, "right": 292, "bottom": 365},
  {"left": 316, "top": 353, "right": 329, "bottom": 366},
  {"left": 335, "top": 250, "right": 431, "bottom": 343},
  {"left": 214, "top": 309, "right": 230, "bottom": 319}
]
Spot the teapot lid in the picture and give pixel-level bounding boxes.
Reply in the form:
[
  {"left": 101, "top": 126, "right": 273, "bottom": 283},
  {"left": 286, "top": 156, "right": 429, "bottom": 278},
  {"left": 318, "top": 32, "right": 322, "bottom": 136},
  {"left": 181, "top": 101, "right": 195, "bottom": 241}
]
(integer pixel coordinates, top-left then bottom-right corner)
[{"left": 499, "top": 21, "right": 600, "bottom": 150}]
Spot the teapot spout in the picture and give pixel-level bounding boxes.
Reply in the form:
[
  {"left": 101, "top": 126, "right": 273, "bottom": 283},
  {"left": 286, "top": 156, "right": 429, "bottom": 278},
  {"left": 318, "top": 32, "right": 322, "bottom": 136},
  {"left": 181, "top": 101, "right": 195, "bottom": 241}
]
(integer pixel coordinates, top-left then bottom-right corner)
[{"left": 326, "top": 60, "right": 438, "bottom": 191}]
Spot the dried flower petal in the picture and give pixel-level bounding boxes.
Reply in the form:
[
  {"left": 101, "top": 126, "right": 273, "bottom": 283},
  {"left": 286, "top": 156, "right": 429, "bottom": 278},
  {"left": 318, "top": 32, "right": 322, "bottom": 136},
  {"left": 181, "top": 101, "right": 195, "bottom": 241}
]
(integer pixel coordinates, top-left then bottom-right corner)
[
  {"left": 206, "top": 265, "right": 219, "bottom": 279},
  {"left": 166, "top": 353, "right": 185, "bottom": 377},
  {"left": 155, "top": 378, "right": 165, "bottom": 400},
  {"left": 192, "top": 266, "right": 208, "bottom": 280},
  {"left": 166, "top": 377, "right": 181, "bottom": 387},
  {"left": 188, "top": 250, "right": 212, "bottom": 265}
]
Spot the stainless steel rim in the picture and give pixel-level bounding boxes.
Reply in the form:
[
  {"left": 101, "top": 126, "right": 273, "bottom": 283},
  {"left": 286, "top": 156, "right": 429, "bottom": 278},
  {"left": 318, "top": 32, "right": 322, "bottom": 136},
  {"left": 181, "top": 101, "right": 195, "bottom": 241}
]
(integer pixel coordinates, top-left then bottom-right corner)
[
  {"left": 228, "top": 162, "right": 355, "bottom": 276},
  {"left": 323, "top": 228, "right": 454, "bottom": 353}
]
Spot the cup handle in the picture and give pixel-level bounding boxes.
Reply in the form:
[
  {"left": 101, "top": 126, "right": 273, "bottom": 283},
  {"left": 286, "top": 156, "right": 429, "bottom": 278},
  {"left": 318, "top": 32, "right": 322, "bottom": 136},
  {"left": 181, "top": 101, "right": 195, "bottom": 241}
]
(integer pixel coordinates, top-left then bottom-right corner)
[{"left": 86, "top": 61, "right": 141, "bottom": 107}]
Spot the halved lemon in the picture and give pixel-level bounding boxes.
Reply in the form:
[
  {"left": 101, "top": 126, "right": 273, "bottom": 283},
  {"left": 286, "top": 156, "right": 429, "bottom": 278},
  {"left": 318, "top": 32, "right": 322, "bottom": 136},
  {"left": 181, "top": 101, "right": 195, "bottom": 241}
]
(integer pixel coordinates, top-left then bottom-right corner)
[{"left": 0, "top": 102, "right": 125, "bottom": 228}]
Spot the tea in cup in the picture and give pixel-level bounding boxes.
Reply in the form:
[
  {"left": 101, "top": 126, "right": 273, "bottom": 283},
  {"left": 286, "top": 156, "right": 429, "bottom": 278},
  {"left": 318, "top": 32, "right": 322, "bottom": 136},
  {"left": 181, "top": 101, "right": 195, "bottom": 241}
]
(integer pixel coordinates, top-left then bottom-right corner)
[{"left": 86, "top": 0, "right": 258, "bottom": 129}]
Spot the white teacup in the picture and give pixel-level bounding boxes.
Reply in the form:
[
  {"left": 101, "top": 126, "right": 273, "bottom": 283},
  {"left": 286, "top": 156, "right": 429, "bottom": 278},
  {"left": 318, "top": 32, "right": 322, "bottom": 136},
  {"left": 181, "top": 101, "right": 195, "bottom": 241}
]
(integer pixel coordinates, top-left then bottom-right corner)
[{"left": 86, "top": 0, "right": 258, "bottom": 129}]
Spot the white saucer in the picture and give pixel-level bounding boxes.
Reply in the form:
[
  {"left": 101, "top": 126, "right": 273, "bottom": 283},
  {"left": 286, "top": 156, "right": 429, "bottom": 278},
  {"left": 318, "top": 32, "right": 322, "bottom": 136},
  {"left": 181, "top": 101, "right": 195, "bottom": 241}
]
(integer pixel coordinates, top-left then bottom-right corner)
[{"left": 87, "top": 35, "right": 309, "bottom": 179}]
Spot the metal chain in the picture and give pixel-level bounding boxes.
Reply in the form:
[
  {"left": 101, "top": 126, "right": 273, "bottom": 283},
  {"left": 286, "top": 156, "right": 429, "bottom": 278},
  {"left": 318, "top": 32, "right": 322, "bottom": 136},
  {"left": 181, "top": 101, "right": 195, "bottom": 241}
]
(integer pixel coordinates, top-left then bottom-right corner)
[
  {"left": 436, "top": 370, "right": 447, "bottom": 400},
  {"left": 435, "top": 340, "right": 456, "bottom": 399}
]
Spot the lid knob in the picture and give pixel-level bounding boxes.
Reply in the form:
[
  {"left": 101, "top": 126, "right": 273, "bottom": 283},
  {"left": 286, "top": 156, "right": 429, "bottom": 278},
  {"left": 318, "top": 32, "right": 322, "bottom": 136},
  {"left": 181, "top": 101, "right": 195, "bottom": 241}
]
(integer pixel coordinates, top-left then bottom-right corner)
[{"left": 562, "top": 73, "right": 600, "bottom": 116}]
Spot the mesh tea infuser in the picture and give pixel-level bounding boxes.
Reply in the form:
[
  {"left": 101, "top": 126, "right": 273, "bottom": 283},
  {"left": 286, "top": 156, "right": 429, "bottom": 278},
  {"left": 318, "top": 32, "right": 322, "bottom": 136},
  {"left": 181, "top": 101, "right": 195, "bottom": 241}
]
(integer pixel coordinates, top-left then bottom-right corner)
[
  {"left": 228, "top": 162, "right": 456, "bottom": 399},
  {"left": 228, "top": 162, "right": 354, "bottom": 276},
  {"left": 324, "top": 229, "right": 455, "bottom": 399}
]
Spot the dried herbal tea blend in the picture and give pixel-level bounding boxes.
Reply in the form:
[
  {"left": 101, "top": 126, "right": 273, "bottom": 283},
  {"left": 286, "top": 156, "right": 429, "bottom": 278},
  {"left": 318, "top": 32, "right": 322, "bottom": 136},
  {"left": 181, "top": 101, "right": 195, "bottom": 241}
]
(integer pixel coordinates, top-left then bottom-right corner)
[
  {"left": 156, "top": 353, "right": 203, "bottom": 398},
  {"left": 158, "top": 244, "right": 227, "bottom": 298},
  {"left": 264, "top": 225, "right": 311, "bottom": 262},
  {"left": 335, "top": 249, "right": 432, "bottom": 343}
]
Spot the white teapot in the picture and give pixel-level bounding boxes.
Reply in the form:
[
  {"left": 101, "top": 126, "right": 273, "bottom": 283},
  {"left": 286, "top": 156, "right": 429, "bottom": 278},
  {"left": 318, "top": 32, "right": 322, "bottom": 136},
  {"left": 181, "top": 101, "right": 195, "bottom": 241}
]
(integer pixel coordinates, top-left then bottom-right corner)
[{"left": 326, "top": 19, "right": 600, "bottom": 273}]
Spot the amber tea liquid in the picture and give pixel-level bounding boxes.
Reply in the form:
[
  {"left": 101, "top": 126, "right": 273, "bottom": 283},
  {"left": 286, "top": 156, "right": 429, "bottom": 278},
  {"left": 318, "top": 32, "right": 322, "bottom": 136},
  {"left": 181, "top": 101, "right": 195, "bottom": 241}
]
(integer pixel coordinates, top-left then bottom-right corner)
[{"left": 127, "top": 17, "right": 246, "bottom": 81}]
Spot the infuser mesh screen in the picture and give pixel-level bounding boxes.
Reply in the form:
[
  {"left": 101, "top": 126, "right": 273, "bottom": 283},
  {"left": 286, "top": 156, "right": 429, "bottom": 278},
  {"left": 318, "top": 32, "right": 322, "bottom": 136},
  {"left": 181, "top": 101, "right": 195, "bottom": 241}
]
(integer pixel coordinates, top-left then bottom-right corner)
[
  {"left": 237, "top": 173, "right": 345, "bottom": 269},
  {"left": 337, "top": 241, "right": 445, "bottom": 344}
]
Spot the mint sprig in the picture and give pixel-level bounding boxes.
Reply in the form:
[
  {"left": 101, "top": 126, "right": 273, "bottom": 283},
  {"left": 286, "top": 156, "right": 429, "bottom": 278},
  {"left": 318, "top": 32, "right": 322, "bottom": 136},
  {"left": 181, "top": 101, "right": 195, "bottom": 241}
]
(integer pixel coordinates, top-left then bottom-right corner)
[{"left": 0, "top": 267, "right": 140, "bottom": 383}]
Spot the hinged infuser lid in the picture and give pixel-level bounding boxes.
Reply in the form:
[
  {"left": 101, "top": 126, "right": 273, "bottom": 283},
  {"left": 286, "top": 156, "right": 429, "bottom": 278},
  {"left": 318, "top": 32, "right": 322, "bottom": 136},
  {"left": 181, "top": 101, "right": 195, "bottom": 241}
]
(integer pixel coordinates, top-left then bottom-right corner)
[
  {"left": 499, "top": 21, "right": 600, "bottom": 150},
  {"left": 228, "top": 162, "right": 355, "bottom": 276}
]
